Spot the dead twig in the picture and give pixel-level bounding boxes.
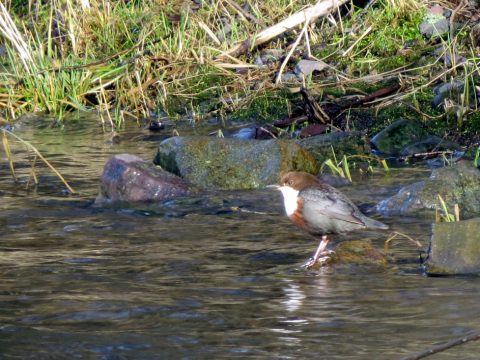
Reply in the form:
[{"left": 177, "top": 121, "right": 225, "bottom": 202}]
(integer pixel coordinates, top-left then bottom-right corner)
[
  {"left": 384, "top": 232, "right": 423, "bottom": 253},
  {"left": 449, "top": 0, "right": 467, "bottom": 45},
  {"left": 217, "top": 0, "right": 350, "bottom": 59},
  {"left": 275, "top": 18, "right": 310, "bottom": 84},
  {"left": 300, "top": 87, "right": 331, "bottom": 124},
  {"left": 400, "top": 331, "right": 480, "bottom": 360},
  {"left": 346, "top": 83, "right": 401, "bottom": 107}
]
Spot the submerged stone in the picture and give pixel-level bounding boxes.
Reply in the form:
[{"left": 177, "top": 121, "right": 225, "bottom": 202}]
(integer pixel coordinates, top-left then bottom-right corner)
[
  {"left": 370, "top": 119, "right": 428, "bottom": 156},
  {"left": 96, "top": 154, "right": 190, "bottom": 204},
  {"left": 426, "top": 218, "right": 480, "bottom": 275},
  {"left": 154, "top": 136, "right": 319, "bottom": 190},
  {"left": 372, "top": 119, "right": 460, "bottom": 158},
  {"left": 377, "top": 161, "right": 480, "bottom": 215},
  {"left": 398, "top": 136, "right": 461, "bottom": 157}
]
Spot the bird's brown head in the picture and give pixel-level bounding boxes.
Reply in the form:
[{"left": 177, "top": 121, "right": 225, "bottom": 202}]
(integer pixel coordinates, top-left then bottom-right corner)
[{"left": 279, "top": 172, "right": 320, "bottom": 190}]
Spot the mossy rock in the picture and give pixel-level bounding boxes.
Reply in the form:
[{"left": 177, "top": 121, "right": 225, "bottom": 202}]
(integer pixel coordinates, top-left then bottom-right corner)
[
  {"left": 154, "top": 136, "right": 319, "bottom": 189},
  {"left": 331, "top": 240, "right": 388, "bottom": 266},
  {"left": 308, "top": 240, "right": 388, "bottom": 270},
  {"left": 377, "top": 160, "right": 480, "bottom": 215},
  {"left": 426, "top": 218, "right": 480, "bottom": 275}
]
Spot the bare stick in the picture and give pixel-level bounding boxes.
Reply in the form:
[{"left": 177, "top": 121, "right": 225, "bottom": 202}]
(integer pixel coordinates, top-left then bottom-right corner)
[
  {"left": 400, "top": 331, "right": 480, "bottom": 360},
  {"left": 218, "top": 0, "right": 350, "bottom": 59},
  {"left": 384, "top": 232, "right": 422, "bottom": 253},
  {"left": 198, "top": 20, "right": 221, "bottom": 45},
  {"left": 275, "top": 19, "right": 309, "bottom": 84}
]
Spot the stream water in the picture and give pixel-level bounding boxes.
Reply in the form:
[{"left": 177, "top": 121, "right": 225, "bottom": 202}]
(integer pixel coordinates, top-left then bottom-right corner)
[{"left": 1, "top": 114, "right": 480, "bottom": 359}]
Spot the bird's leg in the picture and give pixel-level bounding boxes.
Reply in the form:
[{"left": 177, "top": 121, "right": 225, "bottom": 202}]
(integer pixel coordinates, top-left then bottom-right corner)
[{"left": 304, "top": 235, "right": 334, "bottom": 269}]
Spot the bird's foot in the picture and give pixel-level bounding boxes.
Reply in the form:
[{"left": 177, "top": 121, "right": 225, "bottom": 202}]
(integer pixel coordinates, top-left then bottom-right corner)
[{"left": 303, "top": 250, "right": 335, "bottom": 269}]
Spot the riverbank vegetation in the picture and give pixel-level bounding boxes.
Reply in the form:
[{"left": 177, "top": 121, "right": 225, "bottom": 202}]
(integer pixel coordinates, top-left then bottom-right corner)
[{"left": 0, "top": 0, "right": 478, "bottom": 139}]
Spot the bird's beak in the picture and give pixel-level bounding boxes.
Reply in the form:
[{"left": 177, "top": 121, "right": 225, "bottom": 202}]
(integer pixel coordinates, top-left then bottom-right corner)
[{"left": 266, "top": 184, "right": 280, "bottom": 190}]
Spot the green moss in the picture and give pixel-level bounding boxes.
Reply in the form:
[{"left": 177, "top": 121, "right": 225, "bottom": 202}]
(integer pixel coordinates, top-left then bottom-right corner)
[
  {"left": 362, "top": 10, "right": 424, "bottom": 56},
  {"left": 309, "top": 240, "right": 388, "bottom": 269},
  {"left": 278, "top": 140, "right": 320, "bottom": 175},
  {"left": 233, "top": 90, "right": 298, "bottom": 122},
  {"left": 462, "top": 112, "right": 480, "bottom": 137},
  {"left": 317, "top": 1, "right": 425, "bottom": 77},
  {"left": 155, "top": 136, "right": 319, "bottom": 189}
]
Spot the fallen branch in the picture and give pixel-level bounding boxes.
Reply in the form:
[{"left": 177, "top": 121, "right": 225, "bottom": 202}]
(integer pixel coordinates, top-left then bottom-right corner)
[
  {"left": 217, "top": 0, "right": 350, "bottom": 59},
  {"left": 346, "top": 83, "right": 401, "bottom": 108},
  {"left": 400, "top": 331, "right": 480, "bottom": 360},
  {"left": 398, "top": 150, "right": 455, "bottom": 162}
]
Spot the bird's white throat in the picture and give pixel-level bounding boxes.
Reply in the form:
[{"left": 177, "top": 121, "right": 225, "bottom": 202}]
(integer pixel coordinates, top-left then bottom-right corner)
[{"left": 279, "top": 186, "right": 299, "bottom": 216}]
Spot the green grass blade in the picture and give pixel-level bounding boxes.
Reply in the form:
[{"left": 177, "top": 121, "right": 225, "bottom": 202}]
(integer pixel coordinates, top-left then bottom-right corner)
[{"left": 342, "top": 155, "right": 352, "bottom": 182}]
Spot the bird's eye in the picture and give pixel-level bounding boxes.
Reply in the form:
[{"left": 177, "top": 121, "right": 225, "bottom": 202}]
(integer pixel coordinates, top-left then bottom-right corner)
[{"left": 288, "top": 179, "right": 294, "bottom": 186}]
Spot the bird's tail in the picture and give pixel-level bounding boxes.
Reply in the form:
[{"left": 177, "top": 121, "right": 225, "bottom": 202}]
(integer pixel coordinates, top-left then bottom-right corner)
[{"left": 364, "top": 217, "right": 389, "bottom": 230}]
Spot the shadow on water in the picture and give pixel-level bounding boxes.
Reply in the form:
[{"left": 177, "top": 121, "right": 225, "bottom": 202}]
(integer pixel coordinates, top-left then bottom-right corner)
[{"left": 1, "top": 113, "right": 480, "bottom": 359}]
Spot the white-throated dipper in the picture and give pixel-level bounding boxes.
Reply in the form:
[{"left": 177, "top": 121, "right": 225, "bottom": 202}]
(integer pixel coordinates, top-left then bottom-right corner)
[{"left": 272, "top": 171, "right": 388, "bottom": 268}]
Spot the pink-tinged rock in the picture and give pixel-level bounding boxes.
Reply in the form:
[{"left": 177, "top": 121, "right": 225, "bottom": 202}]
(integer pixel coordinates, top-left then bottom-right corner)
[
  {"left": 95, "top": 154, "right": 189, "bottom": 204},
  {"left": 428, "top": 5, "right": 444, "bottom": 16}
]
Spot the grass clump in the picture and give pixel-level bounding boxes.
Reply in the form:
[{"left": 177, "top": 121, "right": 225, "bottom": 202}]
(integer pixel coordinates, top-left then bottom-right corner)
[
  {"left": 0, "top": 0, "right": 250, "bottom": 122},
  {"left": 321, "top": 146, "right": 389, "bottom": 182},
  {"left": 0, "top": 0, "right": 477, "bottom": 142}
]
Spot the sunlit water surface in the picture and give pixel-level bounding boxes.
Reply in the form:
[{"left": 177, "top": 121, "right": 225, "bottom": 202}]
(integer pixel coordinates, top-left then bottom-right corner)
[{"left": 1, "top": 114, "right": 479, "bottom": 359}]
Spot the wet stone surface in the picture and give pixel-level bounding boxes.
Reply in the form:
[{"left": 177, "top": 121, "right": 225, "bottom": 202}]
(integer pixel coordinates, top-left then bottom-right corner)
[
  {"left": 96, "top": 154, "right": 190, "bottom": 204},
  {"left": 426, "top": 218, "right": 480, "bottom": 275}
]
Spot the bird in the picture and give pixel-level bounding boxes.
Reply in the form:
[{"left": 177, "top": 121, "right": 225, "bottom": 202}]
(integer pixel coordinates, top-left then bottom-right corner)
[{"left": 271, "top": 171, "right": 388, "bottom": 268}]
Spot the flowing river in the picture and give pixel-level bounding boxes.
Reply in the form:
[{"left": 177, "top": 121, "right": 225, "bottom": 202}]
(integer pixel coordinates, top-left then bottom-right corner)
[{"left": 1, "top": 114, "right": 479, "bottom": 359}]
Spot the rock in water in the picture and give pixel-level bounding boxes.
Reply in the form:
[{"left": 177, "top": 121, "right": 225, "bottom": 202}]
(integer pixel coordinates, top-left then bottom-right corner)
[
  {"left": 308, "top": 240, "right": 388, "bottom": 270},
  {"left": 377, "top": 161, "right": 480, "bottom": 215},
  {"left": 370, "top": 119, "right": 428, "bottom": 156},
  {"left": 96, "top": 154, "right": 189, "bottom": 204},
  {"left": 426, "top": 218, "right": 480, "bottom": 275},
  {"left": 154, "top": 136, "right": 319, "bottom": 190}
]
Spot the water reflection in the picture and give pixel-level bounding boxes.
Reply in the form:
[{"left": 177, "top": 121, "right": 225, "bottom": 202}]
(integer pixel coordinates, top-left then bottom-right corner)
[
  {"left": 1, "top": 113, "right": 480, "bottom": 359},
  {"left": 282, "top": 279, "right": 307, "bottom": 313}
]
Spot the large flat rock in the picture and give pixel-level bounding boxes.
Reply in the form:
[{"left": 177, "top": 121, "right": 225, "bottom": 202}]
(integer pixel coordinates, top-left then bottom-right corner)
[{"left": 154, "top": 136, "right": 319, "bottom": 189}]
